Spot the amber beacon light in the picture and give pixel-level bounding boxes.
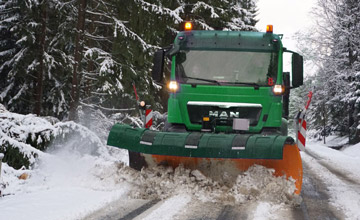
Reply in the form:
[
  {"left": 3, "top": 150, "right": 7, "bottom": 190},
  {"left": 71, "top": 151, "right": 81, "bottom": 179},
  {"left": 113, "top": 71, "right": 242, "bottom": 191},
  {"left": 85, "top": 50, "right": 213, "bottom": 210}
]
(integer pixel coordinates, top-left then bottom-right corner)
[
  {"left": 184, "top": 22, "right": 193, "bottom": 31},
  {"left": 266, "top": 25, "right": 273, "bottom": 33}
]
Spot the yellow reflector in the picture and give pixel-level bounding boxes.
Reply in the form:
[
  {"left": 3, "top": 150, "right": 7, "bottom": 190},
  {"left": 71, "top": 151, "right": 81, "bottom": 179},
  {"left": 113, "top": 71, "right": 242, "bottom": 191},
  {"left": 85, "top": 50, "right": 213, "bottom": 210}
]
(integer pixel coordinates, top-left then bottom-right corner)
[
  {"left": 140, "top": 100, "right": 146, "bottom": 107},
  {"left": 203, "top": 117, "right": 210, "bottom": 122},
  {"left": 168, "top": 81, "right": 178, "bottom": 92},
  {"left": 266, "top": 25, "right": 273, "bottom": 33},
  {"left": 184, "top": 22, "right": 192, "bottom": 31},
  {"left": 273, "top": 85, "right": 285, "bottom": 95}
]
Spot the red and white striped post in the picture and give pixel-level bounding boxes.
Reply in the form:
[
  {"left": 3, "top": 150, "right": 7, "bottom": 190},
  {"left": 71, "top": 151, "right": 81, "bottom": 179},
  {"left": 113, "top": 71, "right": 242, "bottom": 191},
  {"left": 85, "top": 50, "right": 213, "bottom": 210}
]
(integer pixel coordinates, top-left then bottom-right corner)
[
  {"left": 297, "top": 113, "right": 307, "bottom": 151},
  {"left": 145, "top": 109, "right": 153, "bottom": 128},
  {"left": 296, "top": 91, "right": 313, "bottom": 151}
]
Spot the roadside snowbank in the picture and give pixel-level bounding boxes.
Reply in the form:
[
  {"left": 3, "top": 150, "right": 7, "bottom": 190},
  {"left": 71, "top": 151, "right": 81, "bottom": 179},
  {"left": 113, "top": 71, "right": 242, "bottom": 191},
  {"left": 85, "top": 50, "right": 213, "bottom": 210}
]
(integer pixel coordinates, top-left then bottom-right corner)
[
  {"left": 0, "top": 130, "right": 130, "bottom": 220},
  {"left": 304, "top": 141, "right": 360, "bottom": 219},
  {"left": 306, "top": 140, "right": 360, "bottom": 181},
  {"left": 0, "top": 106, "right": 112, "bottom": 169}
]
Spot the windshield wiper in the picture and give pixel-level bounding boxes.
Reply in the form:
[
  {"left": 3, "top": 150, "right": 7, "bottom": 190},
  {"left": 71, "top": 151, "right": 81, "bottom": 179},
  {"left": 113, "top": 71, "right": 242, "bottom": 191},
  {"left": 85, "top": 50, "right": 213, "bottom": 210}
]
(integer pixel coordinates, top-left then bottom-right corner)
[
  {"left": 224, "top": 82, "right": 260, "bottom": 89},
  {"left": 182, "top": 76, "right": 222, "bottom": 85}
]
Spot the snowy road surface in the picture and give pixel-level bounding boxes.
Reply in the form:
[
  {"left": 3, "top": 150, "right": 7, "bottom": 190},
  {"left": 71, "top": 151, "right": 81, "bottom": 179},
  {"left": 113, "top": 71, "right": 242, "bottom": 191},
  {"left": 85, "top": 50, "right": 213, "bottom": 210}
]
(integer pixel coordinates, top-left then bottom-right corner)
[
  {"left": 81, "top": 156, "right": 345, "bottom": 220},
  {"left": 1, "top": 138, "right": 360, "bottom": 220}
]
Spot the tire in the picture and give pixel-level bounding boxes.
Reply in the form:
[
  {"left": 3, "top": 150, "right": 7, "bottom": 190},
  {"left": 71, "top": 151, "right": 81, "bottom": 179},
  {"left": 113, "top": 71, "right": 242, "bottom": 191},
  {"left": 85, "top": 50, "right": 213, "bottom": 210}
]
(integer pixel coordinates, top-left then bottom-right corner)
[{"left": 128, "top": 150, "right": 147, "bottom": 171}]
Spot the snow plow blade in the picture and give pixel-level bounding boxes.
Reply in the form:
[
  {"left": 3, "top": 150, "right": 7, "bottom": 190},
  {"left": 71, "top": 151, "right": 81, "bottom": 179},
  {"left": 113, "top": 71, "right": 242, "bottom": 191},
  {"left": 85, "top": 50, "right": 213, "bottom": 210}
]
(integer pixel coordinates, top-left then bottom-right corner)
[{"left": 107, "top": 124, "right": 303, "bottom": 194}]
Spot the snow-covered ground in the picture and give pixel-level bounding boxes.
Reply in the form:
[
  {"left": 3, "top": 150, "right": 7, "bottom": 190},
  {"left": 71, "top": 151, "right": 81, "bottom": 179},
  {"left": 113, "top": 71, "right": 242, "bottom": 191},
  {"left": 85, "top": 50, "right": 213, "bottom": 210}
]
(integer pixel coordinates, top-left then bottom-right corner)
[
  {"left": 0, "top": 142, "right": 300, "bottom": 220},
  {"left": 1, "top": 110, "right": 360, "bottom": 220},
  {"left": 303, "top": 139, "right": 360, "bottom": 220},
  {"left": 0, "top": 140, "right": 131, "bottom": 220}
]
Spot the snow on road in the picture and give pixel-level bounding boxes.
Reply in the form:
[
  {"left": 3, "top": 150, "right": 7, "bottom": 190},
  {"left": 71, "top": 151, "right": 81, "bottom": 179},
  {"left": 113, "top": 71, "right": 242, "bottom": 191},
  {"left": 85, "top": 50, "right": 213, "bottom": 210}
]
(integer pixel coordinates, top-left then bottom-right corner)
[
  {"left": 251, "top": 202, "right": 285, "bottom": 220},
  {"left": 306, "top": 140, "right": 360, "bottom": 181},
  {"left": 303, "top": 141, "right": 360, "bottom": 220},
  {"left": 0, "top": 142, "right": 298, "bottom": 220},
  {"left": 1, "top": 136, "right": 360, "bottom": 219},
  {"left": 1, "top": 187, "right": 129, "bottom": 220},
  {"left": 0, "top": 143, "right": 132, "bottom": 220},
  {"left": 135, "top": 194, "right": 191, "bottom": 220}
]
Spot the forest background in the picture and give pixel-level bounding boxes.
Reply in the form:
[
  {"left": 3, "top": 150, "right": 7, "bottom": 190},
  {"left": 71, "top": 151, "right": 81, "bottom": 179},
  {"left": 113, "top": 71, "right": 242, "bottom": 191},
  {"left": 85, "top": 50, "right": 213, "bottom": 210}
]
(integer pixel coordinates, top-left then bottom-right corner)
[{"left": 1, "top": 0, "right": 360, "bottom": 145}]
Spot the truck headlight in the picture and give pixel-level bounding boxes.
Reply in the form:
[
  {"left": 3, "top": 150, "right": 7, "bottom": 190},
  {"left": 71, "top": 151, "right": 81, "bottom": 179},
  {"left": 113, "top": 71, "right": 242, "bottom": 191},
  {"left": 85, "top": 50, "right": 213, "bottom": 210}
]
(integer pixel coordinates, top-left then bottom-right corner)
[
  {"left": 168, "top": 81, "right": 179, "bottom": 92},
  {"left": 273, "top": 85, "right": 285, "bottom": 95}
]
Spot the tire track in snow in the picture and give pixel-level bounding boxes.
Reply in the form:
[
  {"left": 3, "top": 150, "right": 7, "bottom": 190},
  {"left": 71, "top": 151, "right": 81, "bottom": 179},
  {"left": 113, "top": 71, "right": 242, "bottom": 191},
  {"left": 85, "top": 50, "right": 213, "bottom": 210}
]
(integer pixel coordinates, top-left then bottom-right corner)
[
  {"left": 301, "top": 152, "right": 360, "bottom": 219},
  {"left": 119, "top": 199, "right": 160, "bottom": 220},
  {"left": 175, "top": 200, "right": 291, "bottom": 220},
  {"left": 173, "top": 200, "right": 224, "bottom": 219},
  {"left": 82, "top": 199, "right": 157, "bottom": 220},
  {"left": 216, "top": 204, "right": 259, "bottom": 220},
  {"left": 216, "top": 201, "right": 292, "bottom": 220},
  {"left": 216, "top": 205, "right": 245, "bottom": 220},
  {"left": 304, "top": 149, "right": 360, "bottom": 192},
  {"left": 292, "top": 162, "right": 342, "bottom": 220},
  {"left": 133, "top": 194, "right": 191, "bottom": 220}
]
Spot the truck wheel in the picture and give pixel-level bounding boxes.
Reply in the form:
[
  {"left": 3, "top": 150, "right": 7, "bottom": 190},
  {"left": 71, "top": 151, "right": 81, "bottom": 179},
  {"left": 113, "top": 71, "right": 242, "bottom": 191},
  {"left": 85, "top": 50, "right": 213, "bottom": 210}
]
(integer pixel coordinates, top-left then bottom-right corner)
[{"left": 128, "top": 151, "right": 147, "bottom": 171}]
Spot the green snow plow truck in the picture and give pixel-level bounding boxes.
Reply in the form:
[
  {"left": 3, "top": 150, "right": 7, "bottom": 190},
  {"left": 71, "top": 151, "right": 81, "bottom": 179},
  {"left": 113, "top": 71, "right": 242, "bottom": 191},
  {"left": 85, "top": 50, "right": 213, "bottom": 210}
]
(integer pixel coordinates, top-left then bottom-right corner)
[{"left": 108, "top": 24, "right": 304, "bottom": 194}]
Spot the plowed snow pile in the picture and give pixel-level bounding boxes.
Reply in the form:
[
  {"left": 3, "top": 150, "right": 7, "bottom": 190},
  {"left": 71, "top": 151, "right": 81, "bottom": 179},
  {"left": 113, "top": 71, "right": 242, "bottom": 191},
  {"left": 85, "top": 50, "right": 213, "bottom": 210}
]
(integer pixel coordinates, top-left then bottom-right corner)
[
  {"left": 116, "top": 163, "right": 302, "bottom": 206},
  {"left": 1, "top": 143, "right": 301, "bottom": 220}
]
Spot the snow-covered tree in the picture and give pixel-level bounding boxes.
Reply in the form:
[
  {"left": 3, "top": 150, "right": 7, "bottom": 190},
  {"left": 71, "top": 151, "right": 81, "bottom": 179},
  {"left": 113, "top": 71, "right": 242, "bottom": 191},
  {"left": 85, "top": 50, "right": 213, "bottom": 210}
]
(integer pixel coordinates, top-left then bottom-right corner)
[
  {"left": 0, "top": 0, "right": 73, "bottom": 118},
  {"left": 0, "top": 1, "right": 47, "bottom": 115},
  {"left": 1, "top": 0, "right": 259, "bottom": 121},
  {"left": 294, "top": 0, "right": 360, "bottom": 142}
]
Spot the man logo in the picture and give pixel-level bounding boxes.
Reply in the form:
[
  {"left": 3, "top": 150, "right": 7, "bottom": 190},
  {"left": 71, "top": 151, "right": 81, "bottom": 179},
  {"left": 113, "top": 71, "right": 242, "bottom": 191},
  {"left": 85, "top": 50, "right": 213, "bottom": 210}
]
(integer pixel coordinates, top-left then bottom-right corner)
[{"left": 209, "top": 111, "right": 239, "bottom": 118}]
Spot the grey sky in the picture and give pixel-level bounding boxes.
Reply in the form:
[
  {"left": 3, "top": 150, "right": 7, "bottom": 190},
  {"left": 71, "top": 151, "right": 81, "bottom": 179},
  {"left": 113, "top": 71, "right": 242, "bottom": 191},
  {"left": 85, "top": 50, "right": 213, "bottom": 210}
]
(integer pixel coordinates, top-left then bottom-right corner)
[
  {"left": 255, "top": 0, "right": 316, "bottom": 74},
  {"left": 256, "top": 0, "right": 315, "bottom": 49}
]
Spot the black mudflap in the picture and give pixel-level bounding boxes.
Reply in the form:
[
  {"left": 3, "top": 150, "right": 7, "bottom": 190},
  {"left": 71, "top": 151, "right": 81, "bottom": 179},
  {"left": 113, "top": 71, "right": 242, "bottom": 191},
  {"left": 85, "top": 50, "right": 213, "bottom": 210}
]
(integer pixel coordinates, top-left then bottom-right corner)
[{"left": 128, "top": 151, "right": 148, "bottom": 171}]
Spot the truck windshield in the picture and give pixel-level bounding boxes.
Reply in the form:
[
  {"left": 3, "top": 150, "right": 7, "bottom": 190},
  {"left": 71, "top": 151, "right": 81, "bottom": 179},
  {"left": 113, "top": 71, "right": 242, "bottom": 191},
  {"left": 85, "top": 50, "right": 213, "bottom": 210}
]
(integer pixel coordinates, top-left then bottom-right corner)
[{"left": 176, "top": 50, "right": 278, "bottom": 86}]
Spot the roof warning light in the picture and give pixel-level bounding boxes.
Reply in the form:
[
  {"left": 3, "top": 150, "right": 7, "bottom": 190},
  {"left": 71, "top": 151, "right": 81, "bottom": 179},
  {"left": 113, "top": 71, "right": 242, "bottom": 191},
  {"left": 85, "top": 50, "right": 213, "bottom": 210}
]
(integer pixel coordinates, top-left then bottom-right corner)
[{"left": 184, "top": 22, "right": 193, "bottom": 31}]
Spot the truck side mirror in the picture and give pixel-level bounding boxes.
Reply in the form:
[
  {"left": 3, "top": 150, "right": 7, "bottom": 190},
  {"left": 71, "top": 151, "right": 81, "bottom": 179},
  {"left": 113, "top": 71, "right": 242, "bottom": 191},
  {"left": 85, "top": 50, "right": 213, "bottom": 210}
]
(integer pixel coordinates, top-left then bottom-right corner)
[
  {"left": 283, "top": 72, "right": 290, "bottom": 119},
  {"left": 283, "top": 72, "right": 290, "bottom": 88},
  {"left": 152, "top": 50, "right": 165, "bottom": 82},
  {"left": 292, "top": 53, "right": 303, "bottom": 88}
]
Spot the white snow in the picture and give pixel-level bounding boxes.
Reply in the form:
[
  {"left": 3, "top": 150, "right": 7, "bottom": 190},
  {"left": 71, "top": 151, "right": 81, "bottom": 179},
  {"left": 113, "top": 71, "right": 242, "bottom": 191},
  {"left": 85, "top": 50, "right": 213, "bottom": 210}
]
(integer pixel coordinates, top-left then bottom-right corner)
[
  {"left": 303, "top": 140, "right": 360, "bottom": 219},
  {"left": 342, "top": 142, "right": 360, "bottom": 158},
  {"left": 251, "top": 202, "right": 284, "bottom": 220},
  {"left": 0, "top": 187, "right": 129, "bottom": 220},
  {"left": 139, "top": 194, "right": 191, "bottom": 220},
  {"left": 306, "top": 140, "right": 360, "bottom": 181},
  {"left": 0, "top": 137, "right": 131, "bottom": 220},
  {"left": 0, "top": 139, "right": 300, "bottom": 220},
  {"left": 1, "top": 108, "right": 360, "bottom": 219}
]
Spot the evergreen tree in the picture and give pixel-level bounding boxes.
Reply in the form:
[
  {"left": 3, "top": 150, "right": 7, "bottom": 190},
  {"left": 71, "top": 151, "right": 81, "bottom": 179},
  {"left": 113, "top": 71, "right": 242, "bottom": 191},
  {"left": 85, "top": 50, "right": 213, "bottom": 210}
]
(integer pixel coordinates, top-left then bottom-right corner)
[
  {"left": 0, "top": 0, "right": 259, "bottom": 120},
  {"left": 179, "top": 0, "right": 258, "bottom": 31},
  {"left": 0, "top": 0, "right": 47, "bottom": 114},
  {"left": 294, "top": 0, "right": 360, "bottom": 142}
]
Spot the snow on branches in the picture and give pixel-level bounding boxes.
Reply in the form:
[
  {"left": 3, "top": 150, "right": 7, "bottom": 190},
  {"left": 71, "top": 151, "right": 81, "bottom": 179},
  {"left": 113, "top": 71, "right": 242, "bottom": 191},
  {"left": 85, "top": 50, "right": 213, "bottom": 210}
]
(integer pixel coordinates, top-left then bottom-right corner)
[{"left": 0, "top": 104, "right": 104, "bottom": 169}]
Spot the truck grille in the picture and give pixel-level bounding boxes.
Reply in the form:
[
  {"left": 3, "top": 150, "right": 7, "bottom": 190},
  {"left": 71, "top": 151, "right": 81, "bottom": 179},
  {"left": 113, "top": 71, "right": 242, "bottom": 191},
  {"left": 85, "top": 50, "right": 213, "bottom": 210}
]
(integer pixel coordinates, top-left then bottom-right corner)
[{"left": 187, "top": 103, "right": 262, "bottom": 126}]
